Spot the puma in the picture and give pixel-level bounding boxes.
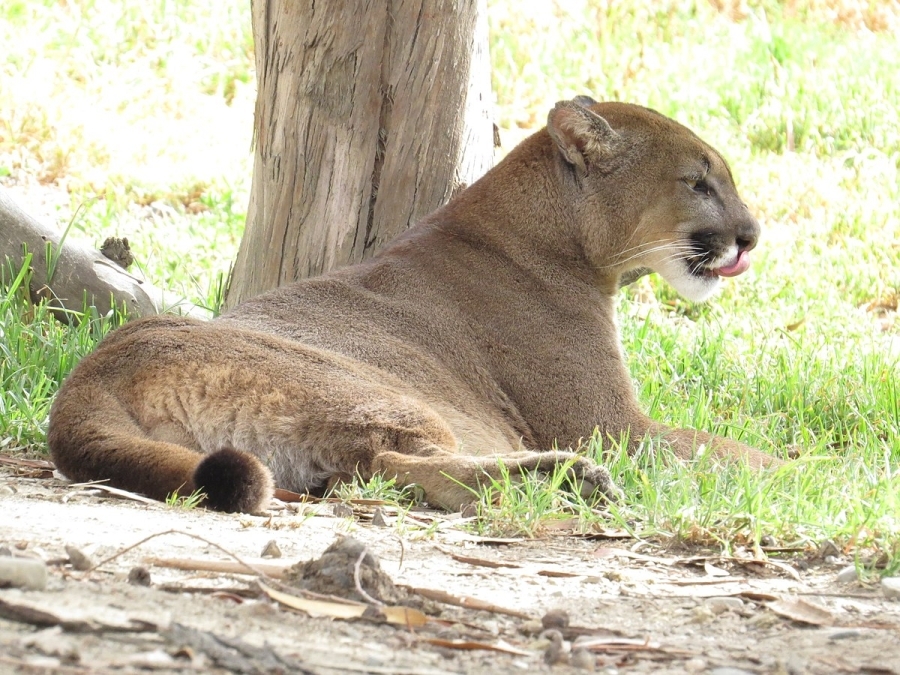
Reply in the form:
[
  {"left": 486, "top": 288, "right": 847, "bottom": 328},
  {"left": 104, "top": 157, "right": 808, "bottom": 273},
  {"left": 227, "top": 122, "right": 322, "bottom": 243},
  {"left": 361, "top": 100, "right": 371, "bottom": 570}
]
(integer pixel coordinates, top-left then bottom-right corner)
[{"left": 48, "top": 99, "right": 778, "bottom": 514}]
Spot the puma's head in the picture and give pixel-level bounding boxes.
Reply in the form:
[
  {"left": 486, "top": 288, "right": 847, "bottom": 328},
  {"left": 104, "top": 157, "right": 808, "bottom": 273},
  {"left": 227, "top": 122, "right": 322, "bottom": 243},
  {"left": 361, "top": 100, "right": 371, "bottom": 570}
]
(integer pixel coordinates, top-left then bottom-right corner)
[{"left": 547, "top": 98, "right": 760, "bottom": 301}]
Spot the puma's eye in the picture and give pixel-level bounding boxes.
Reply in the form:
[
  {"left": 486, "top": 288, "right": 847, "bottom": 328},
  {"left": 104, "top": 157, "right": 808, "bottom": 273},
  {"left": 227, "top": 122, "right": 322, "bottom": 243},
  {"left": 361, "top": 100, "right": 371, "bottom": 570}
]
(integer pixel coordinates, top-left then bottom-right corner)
[{"left": 685, "top": 177, "right": 710, "bottom": 196}]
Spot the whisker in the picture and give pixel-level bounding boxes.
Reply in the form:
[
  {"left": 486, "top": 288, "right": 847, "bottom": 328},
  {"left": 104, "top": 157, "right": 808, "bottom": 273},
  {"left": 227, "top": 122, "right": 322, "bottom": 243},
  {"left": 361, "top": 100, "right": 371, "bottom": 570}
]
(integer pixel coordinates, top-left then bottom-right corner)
[{"left": 596, "top": 241, "right": 695, "bottom": 271}]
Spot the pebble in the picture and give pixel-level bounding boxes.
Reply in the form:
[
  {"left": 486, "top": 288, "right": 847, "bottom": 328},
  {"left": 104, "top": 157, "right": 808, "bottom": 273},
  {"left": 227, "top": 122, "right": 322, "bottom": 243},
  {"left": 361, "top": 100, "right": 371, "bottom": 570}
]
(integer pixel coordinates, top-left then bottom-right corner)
[
  {"left": 541, "top": 629, "right": 566, "bottom": 665},
  {"left": 332, "top": 503, "right": 354, "bottom": 518},
  {"left": 0, "top": 557, "right": 47, "bottom": 590},
  {"left": 836, "top": 565, "right": 858, "bottom": 583},
  {"left": 881, "top": 577, "right": 900, "bottom": 600},
  {"left": 690, "top": 604, "right": 716, "bottom": 623},
  {"left": 122, "top": 650, "right": 176, "bottom": 667},
  {"left": 127, "top": 566, "right": 152, "bottom": 586},
  {"left": 24, "top": 627, "right": 79, "bottom": 662},
  {"left": 65, "top": 545, "right": 92, "bottom": 571},
  {"left": 570, "top": 647, "right": 595, "bottom": 671},
  {"left": 705, "top": 596, "right": 744, "bottom": 615},
  {"left": 371, "top": 507, "right": 388, "bottom": 527},
  {"left": 684, "top": 658, "right": 708, "bottom": 672},
  {"left": 709, "top": 668, "right": 755, "bottom": 675},
  {"left": 541, "top": 609, "right": 570, "bottom": 629},
  {"left": 260, "top": 540, "right": 282, "bottom": 558}
]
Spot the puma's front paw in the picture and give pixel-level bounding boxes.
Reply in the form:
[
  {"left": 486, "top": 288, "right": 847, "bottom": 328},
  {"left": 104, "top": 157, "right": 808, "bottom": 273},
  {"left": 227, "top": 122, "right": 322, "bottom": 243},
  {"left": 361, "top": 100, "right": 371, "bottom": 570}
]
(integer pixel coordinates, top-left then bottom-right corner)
[{"left": 569, "top": 458, "right": 622, "bottom": 504}]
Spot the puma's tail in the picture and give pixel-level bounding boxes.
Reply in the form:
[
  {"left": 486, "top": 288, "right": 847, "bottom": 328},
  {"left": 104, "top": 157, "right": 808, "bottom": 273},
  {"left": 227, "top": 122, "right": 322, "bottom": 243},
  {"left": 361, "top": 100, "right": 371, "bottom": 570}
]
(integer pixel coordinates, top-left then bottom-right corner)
[{"left": 48, "top": 385, "right": 274, "bottom": 513}]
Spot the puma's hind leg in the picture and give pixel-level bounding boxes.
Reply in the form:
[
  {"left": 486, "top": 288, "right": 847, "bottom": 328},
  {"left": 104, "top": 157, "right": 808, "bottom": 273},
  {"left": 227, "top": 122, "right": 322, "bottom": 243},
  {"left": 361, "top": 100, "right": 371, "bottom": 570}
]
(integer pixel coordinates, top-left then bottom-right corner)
[{"left": 369, "top": 446, "right": 621, "bottom": 511}]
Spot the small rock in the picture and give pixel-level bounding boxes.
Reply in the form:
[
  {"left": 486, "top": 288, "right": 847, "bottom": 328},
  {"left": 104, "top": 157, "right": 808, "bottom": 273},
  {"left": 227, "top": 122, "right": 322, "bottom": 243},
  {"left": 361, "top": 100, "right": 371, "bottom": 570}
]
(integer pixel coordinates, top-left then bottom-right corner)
[
  {"left": 759, "top": 534, "right": 776, "bottom": 547},
  {"left": 882, "top": 577, "right": 900, "bottom": 600},
  {"left": 747, "top": 612, "right": 781, "bottom": 628},
  {"left": 481, "top": 619, "right": 500, "bottom": 636},
  {"left": 65, "top": 545, "right": 92, "bottom": 571},
  {"left": 24, "top": 627, "right": 79, "bottom": 663},
  {"left": 541, "top": 609, "right": 570, "bottom": 629},
  {"left": 818, "top": 540, "right": 841, "bottom": 559},
  {"left": 541, "top": 629, "right": 567, "bottom": 665},
  {"left": 127, "top": 566, "right": 152, "bottom": 586},
  {"left": 371, "top": 507, "right": 388, "bottom": 527},
  {"left": 684, "top": 658, "right": 707, "bottom": 672},
  {"left": 0, "top": 557, "right": 47, "bottom": 590},
  {"left": 836, "top": 565, "right": 858, "bottom": 583},
  {"left": 709, "top": 668, "right": 755, "bottom": 675},
  {"left": 519, "top": 620, "right": 544, "bottom": 635},
  {"left": 22, "top": 656, "right": 61, "bottom": 669},
  {"left": 0, "top": 546, "right": 11, "bottom": 557},
  {"left": 332, "top": 503, "right": 354, "bottom": 518},
  {"left": 690, "top": 604, "right": 716, "bottom": 623},
  {"left": 459, "top": 502, "right": 478, "bottom": 518},
  {"left": 824, "top": 555, "right": 840, "bottom": 565},
  {"left": 122, "top": 650, "right": 176, "bottom": 667},
  {"left": 570, "top": 647, "right": 595, "bottom": 671},
  {"left": 827, "top": 629, "right": 862, "bottom": 641},
  {"left": 705, "top": 596, "right": 744, "bottom": 615},
  {"left": 260, "top": 540, "right": 282, "bottom": 558}
]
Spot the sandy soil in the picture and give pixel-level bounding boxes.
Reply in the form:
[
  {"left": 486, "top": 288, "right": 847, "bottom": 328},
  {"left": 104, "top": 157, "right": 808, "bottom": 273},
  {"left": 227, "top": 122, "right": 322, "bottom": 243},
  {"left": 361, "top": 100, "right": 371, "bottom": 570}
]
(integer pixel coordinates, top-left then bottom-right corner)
[{"left": 2, "top": 464, "right": 899, "bottom": 675}]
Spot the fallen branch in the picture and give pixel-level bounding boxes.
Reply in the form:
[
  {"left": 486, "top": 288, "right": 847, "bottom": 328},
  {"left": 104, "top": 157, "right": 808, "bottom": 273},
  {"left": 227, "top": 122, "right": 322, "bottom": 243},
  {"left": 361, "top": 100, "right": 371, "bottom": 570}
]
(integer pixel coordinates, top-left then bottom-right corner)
[{"left": 0, "top": 187, "right": 206, "bottom": 319}]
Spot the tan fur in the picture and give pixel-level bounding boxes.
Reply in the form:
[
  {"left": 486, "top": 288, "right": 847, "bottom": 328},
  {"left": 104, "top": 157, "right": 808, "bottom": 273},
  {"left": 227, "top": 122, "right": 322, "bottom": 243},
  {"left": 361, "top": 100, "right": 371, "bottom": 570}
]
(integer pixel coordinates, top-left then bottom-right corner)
[{"left": 48, "top": 100, "right": 778, "bottom": 513}]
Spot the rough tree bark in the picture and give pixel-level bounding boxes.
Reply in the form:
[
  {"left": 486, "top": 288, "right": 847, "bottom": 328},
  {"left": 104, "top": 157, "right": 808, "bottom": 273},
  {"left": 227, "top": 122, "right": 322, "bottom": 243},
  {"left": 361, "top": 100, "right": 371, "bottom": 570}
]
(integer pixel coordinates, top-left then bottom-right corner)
[
  {"left": 225, "top": 0, "right": 494, "bottom": 308},
  {"left": 0, "top": 188, "right": 186, "bottom": 319}
]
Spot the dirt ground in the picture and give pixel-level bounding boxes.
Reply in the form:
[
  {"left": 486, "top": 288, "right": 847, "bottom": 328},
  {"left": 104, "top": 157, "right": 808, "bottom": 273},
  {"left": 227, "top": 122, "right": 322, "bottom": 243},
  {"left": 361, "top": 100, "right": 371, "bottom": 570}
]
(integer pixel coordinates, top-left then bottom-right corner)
[{"left": 2, "top": 462, "right": 899, "bottom": 675}]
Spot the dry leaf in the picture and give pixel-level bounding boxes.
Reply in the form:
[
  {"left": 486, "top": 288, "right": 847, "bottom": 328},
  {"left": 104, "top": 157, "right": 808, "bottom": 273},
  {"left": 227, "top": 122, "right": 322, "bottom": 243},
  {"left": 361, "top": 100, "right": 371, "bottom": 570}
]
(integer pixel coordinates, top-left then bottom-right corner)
[
  {"left": 667, "top": 577, "right": 746, "bottom": 586},
  {"left": 422, "top": 638, "right": 530, "bottom": 656},
  {"left": 448, "top": 553, "right": 522, "bottom": 569},
  {"left": 536, "top": 568, "right": 581, "bottom": 578},
  {"left": 258, "top": 581, "right": 427, "bottom": 627},
  {"left": 258, "top": 581, "right": 367, "bottom": 619},
  {"left": 0, "top": 454, "right": 55, "bottom": 478},
  {"left": 576, "top": 636, "right": 661, "bottom": 650},
  {"left": 593, "top": 547, "right": 676, "bottom": 565},
  {"left": 731, "top": 557, "right": 802, "bottom": 582},
  {"left": 407, "top": 587, "right": 531, "bottom": 619},
  {"left": 273, "top": 488, "right": 305, "bottom": 502},
  {"left": 379, "top": 605, "right": 428, "bottom": 628},
  {"left": 540, "top": 517, "right": 581, "bottom": 531},
  {"left": 703, "top": 561, "right": 731, "bottom": 577},
  {"left": 767, "top": 597, "right": 835, "bottom": 626}
]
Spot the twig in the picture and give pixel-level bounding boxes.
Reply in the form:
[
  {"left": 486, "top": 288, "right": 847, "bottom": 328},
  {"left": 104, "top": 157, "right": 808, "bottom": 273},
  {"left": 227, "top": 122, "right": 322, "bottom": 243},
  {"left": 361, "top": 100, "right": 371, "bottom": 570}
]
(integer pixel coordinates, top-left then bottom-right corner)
[
  {"left": 83, "top": 529, "right": 275, "bottom": 580},
  {"left": 353, "top": 547, "right": 384, "bottom": 607},
  {"left": 396, "top": 534, "right": 406, "bottom": 571},
  {"left": 0, "top": 655, "right": 106, "bottom": 674},
  {"left": 144, "top": 556, "right": 290, "bottom": 578}
]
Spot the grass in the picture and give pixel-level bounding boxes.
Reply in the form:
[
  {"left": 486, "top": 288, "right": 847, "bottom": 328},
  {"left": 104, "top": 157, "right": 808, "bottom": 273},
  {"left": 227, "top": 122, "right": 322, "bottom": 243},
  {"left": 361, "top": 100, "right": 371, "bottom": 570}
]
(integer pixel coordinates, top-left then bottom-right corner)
[
  {"left": 165, "top": 488, "right": 207, "bottom": 510},
  {"left": 1, "top": 0, "right": 898, "bottom": 571}
]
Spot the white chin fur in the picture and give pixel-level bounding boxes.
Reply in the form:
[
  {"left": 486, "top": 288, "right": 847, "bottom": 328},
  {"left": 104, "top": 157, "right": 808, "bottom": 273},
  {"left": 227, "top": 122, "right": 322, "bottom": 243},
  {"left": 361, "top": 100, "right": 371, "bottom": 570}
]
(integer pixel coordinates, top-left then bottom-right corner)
[{"left": 653, "top": 258, "right": 721, "bottom": 302}]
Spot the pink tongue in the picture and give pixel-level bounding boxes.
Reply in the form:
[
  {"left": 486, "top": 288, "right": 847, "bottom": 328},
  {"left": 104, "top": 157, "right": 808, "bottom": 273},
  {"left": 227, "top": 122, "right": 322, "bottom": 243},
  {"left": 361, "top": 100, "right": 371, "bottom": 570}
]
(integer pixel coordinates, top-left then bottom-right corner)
[{"left": 713, "top": 250, "right": 750, "bottom": 278}]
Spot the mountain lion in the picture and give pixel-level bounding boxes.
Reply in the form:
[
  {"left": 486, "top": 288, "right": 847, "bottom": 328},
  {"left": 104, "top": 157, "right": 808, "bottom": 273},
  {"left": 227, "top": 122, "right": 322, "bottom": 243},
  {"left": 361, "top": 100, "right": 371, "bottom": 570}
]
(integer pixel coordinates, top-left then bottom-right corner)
[{"left": 49, "top": 99, "right": 777, "bottom": 513}]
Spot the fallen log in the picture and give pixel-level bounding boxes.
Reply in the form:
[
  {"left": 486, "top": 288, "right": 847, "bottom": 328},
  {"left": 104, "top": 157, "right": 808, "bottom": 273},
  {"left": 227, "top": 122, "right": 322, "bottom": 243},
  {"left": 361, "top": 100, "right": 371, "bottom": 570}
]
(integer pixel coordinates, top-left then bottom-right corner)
[{"left": 0, "top": 187, "right": 206, "bottom": 319}]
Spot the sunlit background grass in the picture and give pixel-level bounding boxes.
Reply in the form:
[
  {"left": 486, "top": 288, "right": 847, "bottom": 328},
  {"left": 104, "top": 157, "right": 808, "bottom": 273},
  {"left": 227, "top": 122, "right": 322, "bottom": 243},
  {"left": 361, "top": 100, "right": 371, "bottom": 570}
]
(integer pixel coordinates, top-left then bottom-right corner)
[{"left": 1, "top": 0, "right": 898, "bottom": 570}]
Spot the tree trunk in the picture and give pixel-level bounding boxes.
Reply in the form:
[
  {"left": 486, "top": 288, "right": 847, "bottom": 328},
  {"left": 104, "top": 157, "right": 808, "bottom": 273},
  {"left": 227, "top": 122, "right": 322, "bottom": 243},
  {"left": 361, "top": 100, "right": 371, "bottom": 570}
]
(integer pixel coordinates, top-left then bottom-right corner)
[
  {"left": 0, "top": 189, "right": 199, "bottom": 320},
  {"left": 225, "top": 0, "right": 493, "bottom": 308}
]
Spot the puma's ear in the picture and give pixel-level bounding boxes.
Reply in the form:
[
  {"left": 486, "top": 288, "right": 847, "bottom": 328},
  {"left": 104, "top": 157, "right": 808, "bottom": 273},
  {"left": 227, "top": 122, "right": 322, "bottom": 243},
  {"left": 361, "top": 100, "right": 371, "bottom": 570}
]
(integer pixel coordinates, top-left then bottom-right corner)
[{"left": 547, "top": 100, "right": 619, "bottom": 177}]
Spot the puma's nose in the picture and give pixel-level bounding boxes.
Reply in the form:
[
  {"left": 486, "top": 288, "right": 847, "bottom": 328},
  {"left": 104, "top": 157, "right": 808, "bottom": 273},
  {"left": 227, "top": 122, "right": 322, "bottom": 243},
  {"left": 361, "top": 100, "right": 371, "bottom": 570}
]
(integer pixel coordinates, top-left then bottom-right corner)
[{"left": 735, "top": 216, "right": 760, "bottom": 253}]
